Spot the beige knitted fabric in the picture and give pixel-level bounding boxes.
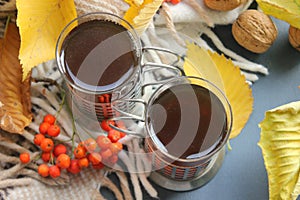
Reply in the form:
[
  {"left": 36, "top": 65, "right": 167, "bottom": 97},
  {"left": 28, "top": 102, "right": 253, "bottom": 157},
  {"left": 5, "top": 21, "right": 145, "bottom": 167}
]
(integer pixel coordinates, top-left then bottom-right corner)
[{"left": 7, "top": 169, "right": 101, "bottom": 200}]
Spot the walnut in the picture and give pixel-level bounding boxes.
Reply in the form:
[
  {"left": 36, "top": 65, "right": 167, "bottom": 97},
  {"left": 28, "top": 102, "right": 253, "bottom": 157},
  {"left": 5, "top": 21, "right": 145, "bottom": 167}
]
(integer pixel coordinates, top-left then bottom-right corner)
[
  {"left": 288, "top": 25, "right": 300, "bottom": 51},
  {"left": 204, "top": 0, "right": 244, "bottom": 11},
  {"left": 232, "top": 9, "right": 278, "bottom": 53}
]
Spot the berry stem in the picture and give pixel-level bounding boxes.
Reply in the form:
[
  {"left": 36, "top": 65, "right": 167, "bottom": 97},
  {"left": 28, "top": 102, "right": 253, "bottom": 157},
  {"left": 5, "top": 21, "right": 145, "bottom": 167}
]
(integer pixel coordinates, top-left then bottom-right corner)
[
  {"left": 64, "top": 100, "right": 78, "bottom": 158},
  {"left": 32, "top": 153, "right": 41, "bottom": 163},
  {"left": 56, "top": 89, "right": 66, "bottom": 121}
]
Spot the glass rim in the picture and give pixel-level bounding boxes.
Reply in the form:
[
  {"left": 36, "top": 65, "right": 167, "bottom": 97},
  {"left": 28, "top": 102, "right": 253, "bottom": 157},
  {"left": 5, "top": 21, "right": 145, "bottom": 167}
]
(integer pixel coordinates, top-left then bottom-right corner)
[
  {"left": 55, "top": 11, "right": 142, "bottom": 95},
  {"left": 145, "top": 76, "right": 233, "bottom": 163}
]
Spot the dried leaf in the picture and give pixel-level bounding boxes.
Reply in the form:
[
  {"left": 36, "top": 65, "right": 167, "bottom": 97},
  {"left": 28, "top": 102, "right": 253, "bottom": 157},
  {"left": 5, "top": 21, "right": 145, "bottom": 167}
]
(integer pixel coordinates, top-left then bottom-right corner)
[
  {"left": 16, "top": 0, "right": 77, "bottom": 80},
  {"left": 258, "top": 101, "right": 300, "bottom": 200},
  {"left": 123, "top": 0, "right": 164, "bottom": 34},
  {"left": 183, "top": 43, "right": 253, "bottom": 139},
  {"left": 0, "top": 22, "right": 32, "bottom": 134},
  {"left": 256, "top": 0, "right": 300, "bottom": 29}
]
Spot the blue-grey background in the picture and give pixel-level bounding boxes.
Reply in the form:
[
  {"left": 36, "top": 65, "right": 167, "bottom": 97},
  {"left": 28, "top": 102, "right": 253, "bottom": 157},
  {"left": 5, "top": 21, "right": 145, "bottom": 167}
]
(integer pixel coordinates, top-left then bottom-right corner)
[{"left": 151, "top": 18, "right": 300, "bottom": 200}]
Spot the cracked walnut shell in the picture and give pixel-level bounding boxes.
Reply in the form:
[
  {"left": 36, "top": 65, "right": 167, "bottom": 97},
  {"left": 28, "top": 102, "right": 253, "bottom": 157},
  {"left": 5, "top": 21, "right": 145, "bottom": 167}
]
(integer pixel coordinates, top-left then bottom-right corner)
[
  {"left": 288, "top": 25, "right": 300, "bottom": 51},
  {"left": 232, "top": 9, "right": 278, "bottom": 53},
  {"left": 204, "top": 0, "right": 244, "bottom": 11}
]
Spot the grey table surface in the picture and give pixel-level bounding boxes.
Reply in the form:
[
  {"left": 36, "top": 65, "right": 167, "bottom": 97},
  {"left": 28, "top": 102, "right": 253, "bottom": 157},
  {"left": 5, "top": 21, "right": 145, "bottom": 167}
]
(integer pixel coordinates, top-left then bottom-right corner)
[{"left": 150, "top": 18, "right": 300, "bottom": 200}]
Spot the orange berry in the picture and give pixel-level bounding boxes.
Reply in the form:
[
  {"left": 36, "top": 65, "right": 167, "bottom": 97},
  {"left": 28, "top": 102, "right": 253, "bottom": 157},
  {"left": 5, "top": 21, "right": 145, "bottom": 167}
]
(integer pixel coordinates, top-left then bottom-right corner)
[
  {"left": 170, "top": 0, "right": 180, "bottom": 4},
  {"left": 84, "top": 138, "right": 97, "bottom": 153},
  {"left": 78, "top": 157, "right": 89, "bottom": 168},
  {"left": 39, "top": 122, "right": 50, "bottom": 135},
  {"left": 40, "top": 138, "right": 54, "bottom": 152},
  {"left": 41, "top": 152, "right": 54, "bottom": 163},
  {"left": 96, "top": 135, "right": 111, "bottom": 150},
  {"left": 19, "top": 152, "right": 30, "bottom": 164},
  {"left": 108, "top": 154, "right": 118, "bottom": 165},
  {"left": 49, "top": 165, "right": 61, "bottom": 178},
  {"left": 78, "top": 141, "right": 86, "bottom": 150},
  {"left": 33, "top": 133, "right": 45, "bottom": 146},
  {"left": 107, "top": 130, "right": 122, "bottom": 143},
  {"left": 98, "top": 95, "right": 105, "bottom": 103},
  {"left": 43, "top": 114, "right": 56, "bottom": 125},
  {"left": 47, "top": 124, "right": 60, "bottom": 137},
  {"left": 38, "top": 164, "right": 49, "bottom": 177},
  {"left": 100, "top": 148, "right": 112, "bottom": 161},
  {"left": 115, "top": 121, "right": 126, "bottom": 138},
  {"left": 87, "top": 152, "right": 102, "bottom": 165},
  {"left": 56, "top": 154, "right": 71, "bottom": 169},
  {"left": 67, "top": 159, "right": 81, "bottom": 174},
  {"left": 53, "top": 144, "right": 67, "bottom": 157},
  {"left": 74, "top": 147, "right": 86, "bottom": 159},
  {"left": 120, "top": 131, "right": 126, "bottom": 138},
  {"left": 92, "top": 162, "right": 104, "bottom": 170},
  {"left": 109, "top": 142, "right": 123, "bottom": 155},
  {"left": 100, "top": 120, "right": 115, "bottom": 132}
]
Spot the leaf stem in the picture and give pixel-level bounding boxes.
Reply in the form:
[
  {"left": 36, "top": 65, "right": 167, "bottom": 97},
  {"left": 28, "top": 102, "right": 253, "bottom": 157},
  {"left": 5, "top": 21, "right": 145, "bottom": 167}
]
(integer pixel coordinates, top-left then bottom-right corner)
[{"left": 227, "top": 140, "right": 232, "bottom": 151}]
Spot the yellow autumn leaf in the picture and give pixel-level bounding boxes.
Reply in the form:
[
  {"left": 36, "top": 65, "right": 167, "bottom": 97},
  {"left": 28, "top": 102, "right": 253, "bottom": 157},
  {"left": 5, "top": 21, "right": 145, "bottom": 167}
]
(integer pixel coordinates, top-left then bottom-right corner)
[
  {"left": 258, "top": 101, "right": 300, "bottom": 200},
  {"left": 16, "top": 0, "right": 77, "bottom": 80},
  {"left": 256, "top": 0, "right": 300, "bottom": 29},
  {"left": 183, "top": 43, "right": 253, "bottom": 139},
  {"left": 123, "top": 0, "right": 164, "bottom": 34},
  {"left": 183, "top": 43, "right": 225, "bottom": 92}
]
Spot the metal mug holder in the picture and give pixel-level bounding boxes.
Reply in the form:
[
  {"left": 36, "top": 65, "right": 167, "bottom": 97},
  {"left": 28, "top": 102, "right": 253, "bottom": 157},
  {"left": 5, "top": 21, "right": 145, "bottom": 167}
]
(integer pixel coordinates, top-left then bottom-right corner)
[{"left": 108, "top": 74, "right": 232, "bottom": 192}]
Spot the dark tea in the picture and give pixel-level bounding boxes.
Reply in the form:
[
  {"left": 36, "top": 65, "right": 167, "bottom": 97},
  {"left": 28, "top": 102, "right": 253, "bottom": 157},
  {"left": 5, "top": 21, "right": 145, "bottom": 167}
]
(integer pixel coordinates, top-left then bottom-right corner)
[
  {"left": 61, "top": 20, "right": 139, "bottom": 92},
  {"left": 148, "top": 83, "right": 227, "bottom": 159}
]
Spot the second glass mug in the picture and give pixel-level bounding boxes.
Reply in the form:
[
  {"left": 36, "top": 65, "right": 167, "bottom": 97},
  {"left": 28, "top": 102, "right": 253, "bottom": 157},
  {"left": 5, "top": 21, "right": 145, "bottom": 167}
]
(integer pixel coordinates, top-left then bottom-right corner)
[{"left": 111, "top": 76, "right": 233, "bottom": 191}]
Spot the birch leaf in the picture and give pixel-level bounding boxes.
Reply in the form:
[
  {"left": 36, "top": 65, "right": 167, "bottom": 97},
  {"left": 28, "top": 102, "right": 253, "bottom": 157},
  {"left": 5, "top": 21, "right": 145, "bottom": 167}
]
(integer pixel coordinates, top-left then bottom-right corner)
[
  {"left": 0, "top": 22, "right": 32, "bottom": 134},
  {"left": 16, "top": 0, "right": 77, "bottom": 80},
  {"left": 256, "top": 0, "right": 300, "bottom": 29},
  {"left": 123, "top": 0, "right": 164, "bottom": 34},
  {"left": 183, "top": 43, "right": 253, "bottom": 139},
  {"left": 258, "top": 101, "right": 300, "bottom": 200}
]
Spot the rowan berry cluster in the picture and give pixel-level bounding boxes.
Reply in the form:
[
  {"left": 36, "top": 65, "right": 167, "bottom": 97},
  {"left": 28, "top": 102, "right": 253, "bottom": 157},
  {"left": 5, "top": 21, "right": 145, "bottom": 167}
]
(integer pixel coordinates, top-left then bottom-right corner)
[{"left": 19, "top": 114, "right": 126, "bottom": 179}]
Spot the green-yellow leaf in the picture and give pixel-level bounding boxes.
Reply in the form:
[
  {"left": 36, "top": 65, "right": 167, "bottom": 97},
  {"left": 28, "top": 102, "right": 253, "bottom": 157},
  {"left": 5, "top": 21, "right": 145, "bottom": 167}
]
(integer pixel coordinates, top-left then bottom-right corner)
[
  {"left": 16, "top": 0, "right": 77, "bottom": 80},
  {"left": 258, "top": 101, "right": 300, "bottom": 200},
  {"left": 123, "top": 0, "right": 163, "bottom": 35},
  {"left": 256, "top": 0, "right": 300, "bottom": 29},
  {"left": 183, "top": 43, "right": 253, "bottom": 139}
]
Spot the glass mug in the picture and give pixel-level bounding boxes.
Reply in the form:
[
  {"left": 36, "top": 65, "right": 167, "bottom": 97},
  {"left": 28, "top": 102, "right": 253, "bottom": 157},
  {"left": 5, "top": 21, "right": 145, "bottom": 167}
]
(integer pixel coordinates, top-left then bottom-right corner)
[
  {"left": 56, "top": 12, "right": 143, "bottom": 135},
  {"left": 111, "top": 76, "right": 232, "bottom": 191}
]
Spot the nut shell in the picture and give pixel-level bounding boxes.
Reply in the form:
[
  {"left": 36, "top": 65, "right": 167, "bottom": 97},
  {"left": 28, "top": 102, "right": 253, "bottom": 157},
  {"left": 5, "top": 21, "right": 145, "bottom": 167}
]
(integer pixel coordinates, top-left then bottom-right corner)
[
  {"left": 288, "top": 25, "right": 300, "bottom": 51},
  {"left": 204, "top": 0, "right": 244, "bottom": 11},
  {"left": 232, "top": 9, "right": 278, "bottom": 53}
]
